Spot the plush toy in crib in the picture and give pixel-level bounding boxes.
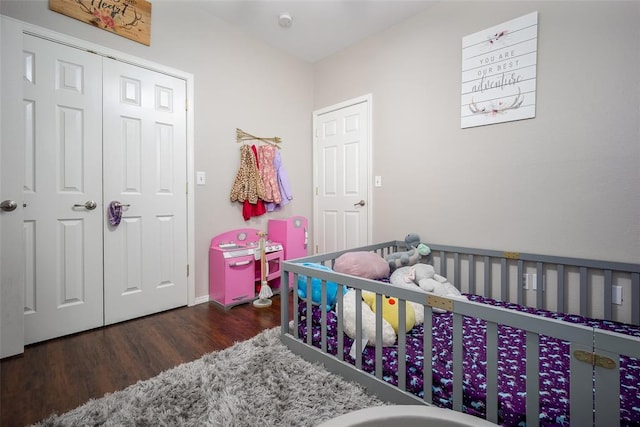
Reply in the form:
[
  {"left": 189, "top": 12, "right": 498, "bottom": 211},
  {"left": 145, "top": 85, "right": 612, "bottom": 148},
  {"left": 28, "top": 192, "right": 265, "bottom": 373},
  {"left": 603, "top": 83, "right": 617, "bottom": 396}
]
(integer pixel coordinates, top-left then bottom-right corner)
[
  {"left": 341, "top": 289, "right": 421, "bottom": 347},
  {"left": 297, "top": 262, "right": 345, "bottom": 310},
  {"left": 384, "top": 233, "right": 431, "bottom": 272},
  {"left": 389, "top": 264, "right": 468, "bottom": 313},
  {"left": 362, "top": 291, "right": 415, "bottom": 334}
]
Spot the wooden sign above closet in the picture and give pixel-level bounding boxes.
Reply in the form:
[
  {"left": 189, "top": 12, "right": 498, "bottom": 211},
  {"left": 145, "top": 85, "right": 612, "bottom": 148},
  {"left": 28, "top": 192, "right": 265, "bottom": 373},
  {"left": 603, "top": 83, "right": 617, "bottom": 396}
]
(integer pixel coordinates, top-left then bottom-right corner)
[{"left": 49, "top": 0, "right": 152, "bottom": 46}]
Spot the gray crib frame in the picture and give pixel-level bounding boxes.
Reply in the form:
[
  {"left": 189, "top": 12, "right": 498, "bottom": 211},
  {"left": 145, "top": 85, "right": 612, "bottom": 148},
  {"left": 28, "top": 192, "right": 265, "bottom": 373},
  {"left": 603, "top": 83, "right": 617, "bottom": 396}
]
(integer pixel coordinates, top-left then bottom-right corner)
[{"left": 279, "top": 241, "right": 640, "bottom": 426}]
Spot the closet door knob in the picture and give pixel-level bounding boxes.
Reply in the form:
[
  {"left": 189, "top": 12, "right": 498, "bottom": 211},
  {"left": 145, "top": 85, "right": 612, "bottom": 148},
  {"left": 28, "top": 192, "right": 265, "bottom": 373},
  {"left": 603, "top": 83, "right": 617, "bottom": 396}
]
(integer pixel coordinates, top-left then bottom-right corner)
[
  {"left": 0, "top": 200, "right": 18, "bottom": 212},
  {"left": 354, "top": 200, "right": 366, "bottom": 207},
  {"left": 73, "top": 200, "right": 97, "bottom": 210}
]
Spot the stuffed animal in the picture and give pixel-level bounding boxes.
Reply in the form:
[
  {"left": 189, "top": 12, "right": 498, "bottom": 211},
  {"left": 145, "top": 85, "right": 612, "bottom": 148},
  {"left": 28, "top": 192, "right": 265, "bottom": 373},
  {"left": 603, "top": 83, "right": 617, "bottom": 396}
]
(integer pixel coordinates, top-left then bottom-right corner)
[
  {"left": 362, "top": 291, "right": 415, "bottom": 334},
  {"left": 384, "top": 233, "right": 431, "bottom": 272},
  {"left": 297, "top": 262, "right": 345, "bottom": 310},
  {"left": 341, "top": 289, "right": 397, "bottom": 346},
  {"left": 389, "top": 265, "right": 468, "bottom": 313},
  {"left": 389, "top": 264, "right": 437, "bottom": 293},
  {"left": 341, "top": 288, "right": 420, "bottom": 347}
]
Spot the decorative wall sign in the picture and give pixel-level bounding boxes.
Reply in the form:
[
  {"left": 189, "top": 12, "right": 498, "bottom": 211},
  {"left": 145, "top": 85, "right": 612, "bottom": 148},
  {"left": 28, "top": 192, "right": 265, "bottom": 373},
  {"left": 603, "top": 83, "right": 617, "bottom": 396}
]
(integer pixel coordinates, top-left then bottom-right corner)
[
  {"left": 461, "top": 12, "right": 538, "bottom": 129},
  {"left": 50, "top": 0, "right": 152, "bottom": 46}
]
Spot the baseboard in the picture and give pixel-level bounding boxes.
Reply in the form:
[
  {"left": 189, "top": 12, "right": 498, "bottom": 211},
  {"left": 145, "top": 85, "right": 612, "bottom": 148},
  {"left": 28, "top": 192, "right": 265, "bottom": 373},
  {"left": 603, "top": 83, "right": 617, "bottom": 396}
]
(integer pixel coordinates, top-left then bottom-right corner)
[{"left": 192, "top": 294, "right": 210, "bottom": 306}]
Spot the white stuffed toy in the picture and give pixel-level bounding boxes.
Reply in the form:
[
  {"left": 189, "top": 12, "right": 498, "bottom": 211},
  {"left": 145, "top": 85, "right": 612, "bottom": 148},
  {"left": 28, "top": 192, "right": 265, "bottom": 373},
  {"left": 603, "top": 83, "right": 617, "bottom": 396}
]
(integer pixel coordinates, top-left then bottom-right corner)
[
  {"left": 389, "top": 264, "right": 468, "bottom": 313},
  {"left": 341, "top": 289, "right": 397, "bottom": 347}
]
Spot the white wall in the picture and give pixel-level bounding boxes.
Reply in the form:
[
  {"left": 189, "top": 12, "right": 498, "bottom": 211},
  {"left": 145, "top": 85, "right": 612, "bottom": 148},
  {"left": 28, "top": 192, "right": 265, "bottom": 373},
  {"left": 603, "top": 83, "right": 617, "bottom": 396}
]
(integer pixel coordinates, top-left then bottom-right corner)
[
  {"left": 314, "top": 1, "right": 640, "bottom": 264},
  {"left": 0, "top": 1, "right": 315, "bottom": 300}
]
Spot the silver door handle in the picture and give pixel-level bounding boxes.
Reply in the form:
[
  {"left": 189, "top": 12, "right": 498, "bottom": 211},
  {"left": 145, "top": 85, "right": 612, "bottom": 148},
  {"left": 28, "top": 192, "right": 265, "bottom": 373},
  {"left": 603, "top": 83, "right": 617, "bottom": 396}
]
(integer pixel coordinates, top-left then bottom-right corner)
[
  {"left": 73, "top": 200, "right": 97, "bottom": 210},
  {"left": 0, "top": 200, "right": 18, "bottom": 212},
  {"left": 354, "top": 200, "right": 366, "bottom": 207}
]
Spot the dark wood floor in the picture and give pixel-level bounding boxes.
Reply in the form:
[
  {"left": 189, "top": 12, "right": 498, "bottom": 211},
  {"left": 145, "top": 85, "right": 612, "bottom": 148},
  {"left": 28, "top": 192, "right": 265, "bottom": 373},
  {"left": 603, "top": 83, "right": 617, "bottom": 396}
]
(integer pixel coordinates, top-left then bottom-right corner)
[{"left": 1, "top": 296, "right": 288, "bottom": 427}]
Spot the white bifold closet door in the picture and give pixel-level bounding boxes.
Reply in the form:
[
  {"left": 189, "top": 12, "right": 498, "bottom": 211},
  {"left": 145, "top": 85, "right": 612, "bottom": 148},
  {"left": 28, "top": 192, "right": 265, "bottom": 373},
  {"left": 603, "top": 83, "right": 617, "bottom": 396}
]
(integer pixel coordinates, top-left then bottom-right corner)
[
  {"left": 20, "top": 34, "right": 187, "bottom": 345},
  {"left": 102, "top": 58, "right": 188, "bottom": 325},
  {"left": 22, "top": 35, "right": 105, "bottom": 344}
]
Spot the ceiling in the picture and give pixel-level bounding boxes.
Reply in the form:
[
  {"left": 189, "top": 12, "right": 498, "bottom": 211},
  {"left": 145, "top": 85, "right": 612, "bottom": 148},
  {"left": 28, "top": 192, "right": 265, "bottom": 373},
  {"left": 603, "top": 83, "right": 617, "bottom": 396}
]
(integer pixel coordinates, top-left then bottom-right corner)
[{"left": 193, "top": 0, "right": 437, "bottom": 63}]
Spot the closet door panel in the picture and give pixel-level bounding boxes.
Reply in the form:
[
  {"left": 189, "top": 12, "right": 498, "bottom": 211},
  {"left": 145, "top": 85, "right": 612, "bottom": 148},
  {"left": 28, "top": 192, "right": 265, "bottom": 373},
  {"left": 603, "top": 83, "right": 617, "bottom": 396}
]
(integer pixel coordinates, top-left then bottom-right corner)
[
  {"left": 103, "top": 58, "right": 188, "bottom": 325},
  {"left": 21, "top": 34, "right": 104, "bottom": 345}
]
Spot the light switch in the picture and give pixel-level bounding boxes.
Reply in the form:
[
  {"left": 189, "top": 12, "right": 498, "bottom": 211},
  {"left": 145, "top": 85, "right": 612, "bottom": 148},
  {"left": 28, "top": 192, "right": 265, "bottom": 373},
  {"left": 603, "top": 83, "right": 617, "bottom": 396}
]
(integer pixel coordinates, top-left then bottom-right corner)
[
  {"left": 374, "top": 176, "right": 382, "bottom": 187},
  {"left": 196, "top": 171, "right": 206, "bottom": 185}
]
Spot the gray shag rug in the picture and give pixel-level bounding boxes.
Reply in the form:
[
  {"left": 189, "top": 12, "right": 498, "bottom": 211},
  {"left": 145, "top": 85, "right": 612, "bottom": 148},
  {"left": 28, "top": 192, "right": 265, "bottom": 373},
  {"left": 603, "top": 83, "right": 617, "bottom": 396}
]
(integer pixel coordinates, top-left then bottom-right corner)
[{"left": 33, "top": 327, "right": 386, "bottom": 426}]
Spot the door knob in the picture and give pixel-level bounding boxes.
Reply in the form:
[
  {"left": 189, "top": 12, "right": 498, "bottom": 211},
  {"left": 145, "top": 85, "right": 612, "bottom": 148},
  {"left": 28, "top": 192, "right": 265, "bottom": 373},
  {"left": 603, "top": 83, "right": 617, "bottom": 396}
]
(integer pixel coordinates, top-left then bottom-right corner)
[
  {"left": 0, "top": 200, "right": 18, "bottom": 212},
  {"left": 354, "top": 200, "right": 366, "bottom": 207},
  {"left": 73, "top": 200, "right": 97, "bottom": 210}
]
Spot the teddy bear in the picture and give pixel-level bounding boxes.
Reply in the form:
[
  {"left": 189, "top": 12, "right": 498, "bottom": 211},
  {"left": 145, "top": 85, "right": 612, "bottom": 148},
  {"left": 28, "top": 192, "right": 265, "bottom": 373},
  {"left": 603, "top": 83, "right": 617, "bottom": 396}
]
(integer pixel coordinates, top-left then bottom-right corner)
[
  {"left": 341, "top": 288, "right": 419, "bottom": 347},
  {"left": 384, "top": 233, "right": 431, "bottom": 273}
]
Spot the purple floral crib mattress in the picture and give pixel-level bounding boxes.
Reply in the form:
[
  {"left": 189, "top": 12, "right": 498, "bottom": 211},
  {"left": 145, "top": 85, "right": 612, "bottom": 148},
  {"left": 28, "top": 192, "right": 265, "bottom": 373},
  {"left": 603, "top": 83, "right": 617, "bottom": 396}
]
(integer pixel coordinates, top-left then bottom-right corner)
[{"left": 296, "top": 294, "right": 640, "bottom": 427}]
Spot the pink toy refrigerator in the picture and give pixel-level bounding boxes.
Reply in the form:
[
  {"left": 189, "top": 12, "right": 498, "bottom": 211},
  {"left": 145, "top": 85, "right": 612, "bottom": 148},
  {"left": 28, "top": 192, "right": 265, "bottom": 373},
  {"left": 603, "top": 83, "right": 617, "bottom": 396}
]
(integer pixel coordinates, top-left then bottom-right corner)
[
  {"left": 268, "top": 216, "right": 307, "bottom": 288},
  {"left": 268, "top": 216, "right": 307, "bottom": 260}
]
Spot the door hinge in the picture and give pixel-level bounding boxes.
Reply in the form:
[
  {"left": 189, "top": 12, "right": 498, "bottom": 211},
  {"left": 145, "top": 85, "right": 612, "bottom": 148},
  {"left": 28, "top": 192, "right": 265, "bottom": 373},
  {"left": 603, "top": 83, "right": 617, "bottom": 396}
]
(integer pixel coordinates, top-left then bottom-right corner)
[
  {"left": 315, "top": 244, "right": 319, "bottom": 254},
  {"left": 185, "top": 98, "right": 188, "bottom": 111},
  {"left": 573, "top": 350, "right": 616, "bottom": 369},
  {"left": 315, "top": 187, "right": 318, "bottom": 196},
  {"left": 187, "top": 264, "right": 190, "bottom": 277},
  {"left": 315, "top": 128, "right": 319, "bottom": 138}
]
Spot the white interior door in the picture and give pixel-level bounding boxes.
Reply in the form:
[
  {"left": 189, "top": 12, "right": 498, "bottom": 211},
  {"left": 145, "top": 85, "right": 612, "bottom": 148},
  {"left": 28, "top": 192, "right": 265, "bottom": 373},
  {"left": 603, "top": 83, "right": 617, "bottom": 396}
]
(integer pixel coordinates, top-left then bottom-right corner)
[
  {"left": 102, "top": 58, "right": 188, "bottom": 325},
  {"left": 313, "top": 96, "right": 371, "bottom": 254},
  {"left": 1, "top": 18, "right": 27, "bottom": 358},
  {"left": 21, "top": 34, "right": 105, "bottom": 345}
]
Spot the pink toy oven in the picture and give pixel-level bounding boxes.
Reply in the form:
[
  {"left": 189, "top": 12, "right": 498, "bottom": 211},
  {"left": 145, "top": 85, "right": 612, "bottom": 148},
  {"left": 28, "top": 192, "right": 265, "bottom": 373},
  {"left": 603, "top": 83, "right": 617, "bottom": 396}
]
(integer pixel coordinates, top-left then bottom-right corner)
[{"left": 209, "top": 228, "right": 283, "bottom": 309}]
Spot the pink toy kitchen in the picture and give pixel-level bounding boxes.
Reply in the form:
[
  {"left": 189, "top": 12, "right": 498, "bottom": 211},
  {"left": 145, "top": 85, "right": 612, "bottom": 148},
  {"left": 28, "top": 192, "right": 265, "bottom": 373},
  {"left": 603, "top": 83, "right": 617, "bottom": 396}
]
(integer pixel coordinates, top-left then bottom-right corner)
[{"left": 209, "top": 216, "right": 307, "bottom": 309}]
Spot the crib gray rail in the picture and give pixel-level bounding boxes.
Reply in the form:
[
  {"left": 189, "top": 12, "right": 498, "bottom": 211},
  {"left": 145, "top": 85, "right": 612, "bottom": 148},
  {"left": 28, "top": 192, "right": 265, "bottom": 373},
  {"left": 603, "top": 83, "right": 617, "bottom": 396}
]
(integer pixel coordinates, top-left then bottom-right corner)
[
  {"left": 426, "top": 243, "right": 640, "bottom": 326},
  {"left": 280, "top": 241, "right": 640, "bottom": 426}
]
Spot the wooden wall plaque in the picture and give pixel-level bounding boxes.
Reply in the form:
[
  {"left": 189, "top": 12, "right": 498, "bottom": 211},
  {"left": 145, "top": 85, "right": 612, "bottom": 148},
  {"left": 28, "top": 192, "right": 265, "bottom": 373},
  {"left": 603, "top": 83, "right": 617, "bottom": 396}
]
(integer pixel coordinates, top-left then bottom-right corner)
[{"left": 50, "top": 0, "right": 152, "bottom": 46}]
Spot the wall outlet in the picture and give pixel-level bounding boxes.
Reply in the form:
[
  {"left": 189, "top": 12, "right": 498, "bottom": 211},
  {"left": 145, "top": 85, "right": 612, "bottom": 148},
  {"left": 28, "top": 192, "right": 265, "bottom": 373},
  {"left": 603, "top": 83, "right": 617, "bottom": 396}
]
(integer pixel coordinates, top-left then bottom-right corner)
[
  {"left": 613, "top": 285, "right": 623, "bottom": 305},
  {"left": 523, "top": 273, "right": 544, "bottom": 291}
]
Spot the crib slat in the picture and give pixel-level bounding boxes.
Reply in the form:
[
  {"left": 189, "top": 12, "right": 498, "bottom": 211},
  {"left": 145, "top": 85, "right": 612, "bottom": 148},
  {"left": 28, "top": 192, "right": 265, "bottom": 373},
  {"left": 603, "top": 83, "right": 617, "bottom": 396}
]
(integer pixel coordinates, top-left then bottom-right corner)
[
  {"left": 633, "top": 273, "right": 640, "bottom": 325},
  {"left": 423, "top": 308, "right": 433, "bottom": 404},
  {"left": 321, "top": 280, "right": 328, "bottom": 353},
  {"left": 501, "top": 258, "right": 508, "bottom": 301},
  {"left": 580, "top": 267, "right": 588, "bottom": 317},
  {"left": 454, "top": 252, "right": 460, "bottom": 289},
  {"left": 375, "top": 293, "right": 383, "bottom": 379},
  {"left": 536, "top": 262, "right": 543, "bottom": 309},
  {"left": 306, "top": 277, "right": 313, "bottom": 345},
  {"left": 469, "top": 254, "right": 476, "bottom": 295},
  {"left": 281, "top": 270, "right": 289, "bottom": 336},
  {"left": 452, "top": 312, "right": 464, "bottom": 411},
  {"left": 337, "top": 285, "right": 344, "bottom": 361},
  {"left": 525, "top": 331, "right": 540, "bottom": 426},
  {"left": 603, "top": 270, "right": 613, "bottom": 321},
  {"left": 398, "top": 300, "right": 407, "bottom": 391},
  {"left": 483, "top": 256, "right": 490, "bottom": 298},
  {"left": 355, "top": 288, "right": 363, "bottom": 370},
  {"left": 517, "top": 259, "right": 524, "bottom": 305},
  {"left": 485, "top": 322, "right": 499, "bottom": 424},
  {"left": 439, "top": 250, "right": 447, "bottom": 276},
  {"left": 292, "top": 274, "right": 300, "bottom": 339},
  {"left": 557, "top": 264, "right": 565, "bottom": 314}
]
